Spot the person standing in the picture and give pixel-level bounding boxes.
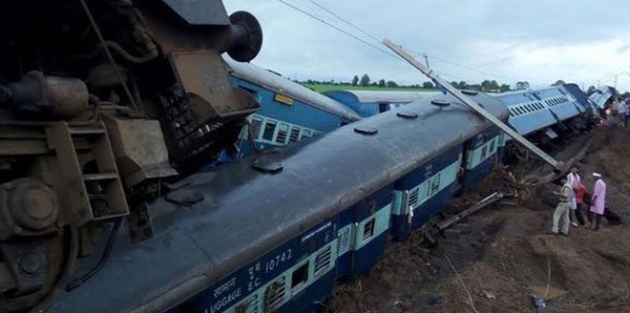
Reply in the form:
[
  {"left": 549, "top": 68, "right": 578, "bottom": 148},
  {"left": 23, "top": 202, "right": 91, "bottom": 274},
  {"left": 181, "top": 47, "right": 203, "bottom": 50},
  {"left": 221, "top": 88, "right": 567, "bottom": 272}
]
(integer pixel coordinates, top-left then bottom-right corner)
[
  {"left": 575, "top": 182, "right": 589, "bottom": 226},
  {"left": 589, "top": 173, "right": 607, "bottom": 231},
  {"left": 566, "top": 166, "right": 581, "bottom": 227},
  {"left": 615, "top": 98, "right": 626, "bottom": 127},
  {"left": 550, "top": 176, "right": 572, "bottom": 236}
]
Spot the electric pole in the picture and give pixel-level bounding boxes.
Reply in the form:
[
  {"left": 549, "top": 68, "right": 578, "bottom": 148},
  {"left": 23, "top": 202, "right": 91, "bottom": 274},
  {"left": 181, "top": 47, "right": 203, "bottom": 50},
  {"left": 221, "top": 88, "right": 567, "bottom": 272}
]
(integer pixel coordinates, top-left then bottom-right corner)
[{"left": 423, "top": 54, "right": 430, "bottom": 69}]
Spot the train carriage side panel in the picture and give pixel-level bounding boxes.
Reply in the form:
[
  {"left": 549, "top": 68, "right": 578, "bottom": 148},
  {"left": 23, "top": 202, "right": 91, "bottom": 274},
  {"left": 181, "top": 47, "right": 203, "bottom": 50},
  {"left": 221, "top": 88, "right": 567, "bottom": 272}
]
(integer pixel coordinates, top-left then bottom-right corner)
[
  {"left": 459, "top": 125, "right": 504, "bottom": 190},
  {"left": 390, "top": 145, "right": 462, "bottom": 240},
  {"left": 48, "top": 92, "right": 509, "bottom": 313}
]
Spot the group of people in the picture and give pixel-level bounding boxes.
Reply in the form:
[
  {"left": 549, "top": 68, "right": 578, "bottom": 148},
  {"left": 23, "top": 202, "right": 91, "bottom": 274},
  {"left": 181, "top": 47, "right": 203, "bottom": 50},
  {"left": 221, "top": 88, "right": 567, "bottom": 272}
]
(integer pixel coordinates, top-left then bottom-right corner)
[
  {"left": 550, "top": 166, "right": 607, "bottom": 236},
  {"left": 608, "top": 98, "right": 630, "bottom": 127}
]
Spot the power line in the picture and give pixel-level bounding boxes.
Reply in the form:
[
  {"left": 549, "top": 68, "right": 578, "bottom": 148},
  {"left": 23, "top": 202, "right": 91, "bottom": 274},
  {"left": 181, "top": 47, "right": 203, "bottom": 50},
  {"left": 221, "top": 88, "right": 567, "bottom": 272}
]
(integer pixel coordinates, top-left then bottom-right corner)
[
  {"left": 274, "top": 0, "right": 477, "bottom": 84},
  {"left": 275, "top": 0, "right": 397, "bottom": 58},
  {"left": 406, "top": 49, "right": 516, "bottom": 82},
  {"left": 306, "top": 0, "right": 382, "bottom": 43}
]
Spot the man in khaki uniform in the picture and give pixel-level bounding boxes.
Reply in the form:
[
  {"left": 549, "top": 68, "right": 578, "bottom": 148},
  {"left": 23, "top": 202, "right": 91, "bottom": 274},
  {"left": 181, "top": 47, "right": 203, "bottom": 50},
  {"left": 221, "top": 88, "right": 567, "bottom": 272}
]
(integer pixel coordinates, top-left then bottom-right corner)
[{"left": 550, "top": 176, "right": 572, "bottom": 235}]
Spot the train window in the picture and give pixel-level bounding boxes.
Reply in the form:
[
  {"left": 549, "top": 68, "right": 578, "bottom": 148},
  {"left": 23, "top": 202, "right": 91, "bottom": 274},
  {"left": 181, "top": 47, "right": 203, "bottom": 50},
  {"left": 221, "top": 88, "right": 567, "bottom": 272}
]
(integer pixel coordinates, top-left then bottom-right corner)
[
  {"left": 408, "top": 188, "right": 419, "bottom": 207},
  {"left": 314, "top": 246, "right": 333, "bottom": 278},
  {"left": 291, "top": 262, "right": 309, "bottom": 293},
  {"left": 289, "top": 127, "right": 300, "bottom": 143},
  {"left": 250, "top": 118, "right": 263, "bottom": 140},
  {"left": 509, "top": 109, "right": 515, "bottom": 116},
  {"left": 264, "top": 277, "right": 286, "bottom": 311},
  {"left": 301, "top": 130, "right": 311, "bottom": 139},
  {"left": 262, "top": 120, "right": 277, "bottom": 141},
  {"left": 489, "top": 140, "right": 496, "bottom": 153},
  {"left": 481, "top": 146, "right": 488, "bottom": 160},
  {"left": 234, "top": 295, "right": 258, "bottom": 313},
  {"left": 430, "top": 174, "right": 441, "bottom": 196},
  {"left": 276, "top": 124, "right": 289, "bottom": 145},
  {"left": 363, "top": 218, "right": 376, "bottom": 241}
]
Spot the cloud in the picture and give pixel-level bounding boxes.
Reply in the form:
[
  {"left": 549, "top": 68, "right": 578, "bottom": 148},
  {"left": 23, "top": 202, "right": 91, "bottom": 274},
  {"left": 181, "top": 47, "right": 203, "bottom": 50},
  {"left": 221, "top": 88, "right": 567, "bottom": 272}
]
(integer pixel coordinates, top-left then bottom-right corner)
[{"left": 224, "top": 0, "right": 630, "bottom": 91}]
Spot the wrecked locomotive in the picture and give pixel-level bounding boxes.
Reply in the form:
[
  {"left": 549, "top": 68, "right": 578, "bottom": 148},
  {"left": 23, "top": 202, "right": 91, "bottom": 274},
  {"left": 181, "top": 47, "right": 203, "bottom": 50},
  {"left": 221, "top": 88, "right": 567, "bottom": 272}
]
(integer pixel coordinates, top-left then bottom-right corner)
[{"left": 0, "top": 0, "right": 263, "bottom": 311}]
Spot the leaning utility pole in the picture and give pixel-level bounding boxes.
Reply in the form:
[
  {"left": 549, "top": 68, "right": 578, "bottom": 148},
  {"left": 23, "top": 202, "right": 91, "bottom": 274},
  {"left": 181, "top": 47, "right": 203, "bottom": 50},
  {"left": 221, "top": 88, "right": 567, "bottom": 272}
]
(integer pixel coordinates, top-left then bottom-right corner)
[{"left": 383, "top": 39, "right": 563, "bottom": 170}]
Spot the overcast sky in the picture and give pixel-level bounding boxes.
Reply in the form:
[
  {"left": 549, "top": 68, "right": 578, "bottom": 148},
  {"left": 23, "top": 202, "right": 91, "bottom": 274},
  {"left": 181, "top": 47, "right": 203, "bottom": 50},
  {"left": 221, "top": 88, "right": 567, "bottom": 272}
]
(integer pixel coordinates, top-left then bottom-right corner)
[{"left": 224, "top": 0, "right": 630, "bottom": 92}]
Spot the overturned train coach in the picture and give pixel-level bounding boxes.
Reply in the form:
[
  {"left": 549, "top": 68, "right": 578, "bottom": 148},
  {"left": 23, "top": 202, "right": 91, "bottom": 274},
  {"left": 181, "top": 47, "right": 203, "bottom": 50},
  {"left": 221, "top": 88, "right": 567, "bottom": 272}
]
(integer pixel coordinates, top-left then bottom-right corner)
[
  {"left": 0, "top": 0, "right": 267, "bottom": 311},
  {"left": 492, "top": 83, "right": 595, "bottom": 160},
  {"left": 46, "top": 92, "right": 509, "bottom": 313}
]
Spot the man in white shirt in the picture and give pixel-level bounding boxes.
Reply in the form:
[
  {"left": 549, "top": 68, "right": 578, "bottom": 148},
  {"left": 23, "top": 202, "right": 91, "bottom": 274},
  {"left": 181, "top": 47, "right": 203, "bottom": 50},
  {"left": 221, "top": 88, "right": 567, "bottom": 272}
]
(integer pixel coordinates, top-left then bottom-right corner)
[{"left": 566, "top": 166, "right": 581, "bottom": 227}]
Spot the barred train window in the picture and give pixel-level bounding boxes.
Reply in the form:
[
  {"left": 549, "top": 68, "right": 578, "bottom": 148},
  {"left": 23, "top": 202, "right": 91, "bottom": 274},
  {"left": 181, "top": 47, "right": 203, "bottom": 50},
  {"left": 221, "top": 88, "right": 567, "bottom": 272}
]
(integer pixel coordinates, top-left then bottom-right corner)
[
  {"left": 276, "top": 124, "right": 289, "bottom": 145},
  {"left": 363, "top": 218, "right": 375, "bottom": 241},
  {"left": 250, "top": 118, "right": 263, "bottom": 139},
  {"left": 314, "top": 246, "right": 332, "bottom": 278},
  {"left": 289, "top": 127, "right": 300, "bottom": 143}
]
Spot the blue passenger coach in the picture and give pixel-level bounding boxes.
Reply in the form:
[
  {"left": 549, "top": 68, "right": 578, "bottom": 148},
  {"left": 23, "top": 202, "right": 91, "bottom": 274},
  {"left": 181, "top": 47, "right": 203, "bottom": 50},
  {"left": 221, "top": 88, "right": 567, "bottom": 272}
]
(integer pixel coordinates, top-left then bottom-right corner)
[
  {"left": 48, "top": 92, "right": 509, "bottom": 313},
  {"left": 223, "top": 57, "right": 362, "bottom": 158},
  {"left": 494, "top": 84, "right": 591, "bottom": 145},
  {"left": 588, "top": 86, "right": 617, "bottom": 111},
  {"left": 323, "top": 89, "right": 439, "bottom": 117}
]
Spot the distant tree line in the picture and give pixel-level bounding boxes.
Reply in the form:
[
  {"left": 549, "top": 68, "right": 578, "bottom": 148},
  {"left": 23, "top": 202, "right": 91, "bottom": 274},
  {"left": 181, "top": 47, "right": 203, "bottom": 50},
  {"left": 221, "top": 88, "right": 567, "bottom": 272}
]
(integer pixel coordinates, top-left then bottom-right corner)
[{"left": 299, "top": 74, "right": 581, "bottom": 93}]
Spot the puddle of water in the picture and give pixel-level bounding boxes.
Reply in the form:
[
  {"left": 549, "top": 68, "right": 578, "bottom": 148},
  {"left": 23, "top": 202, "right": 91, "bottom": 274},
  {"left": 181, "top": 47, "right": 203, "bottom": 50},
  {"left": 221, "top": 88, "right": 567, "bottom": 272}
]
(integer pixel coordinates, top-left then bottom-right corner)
[{"left": 530, "top": 285, "right": 568, "bottom": 299}]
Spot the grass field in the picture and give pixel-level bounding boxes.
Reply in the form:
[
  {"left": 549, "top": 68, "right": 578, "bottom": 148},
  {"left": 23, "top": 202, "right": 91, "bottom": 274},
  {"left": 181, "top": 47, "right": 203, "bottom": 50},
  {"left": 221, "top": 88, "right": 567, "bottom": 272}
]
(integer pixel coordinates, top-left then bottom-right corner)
[{"left": 302, "top": 83, "right": 438, "bottom": 93}]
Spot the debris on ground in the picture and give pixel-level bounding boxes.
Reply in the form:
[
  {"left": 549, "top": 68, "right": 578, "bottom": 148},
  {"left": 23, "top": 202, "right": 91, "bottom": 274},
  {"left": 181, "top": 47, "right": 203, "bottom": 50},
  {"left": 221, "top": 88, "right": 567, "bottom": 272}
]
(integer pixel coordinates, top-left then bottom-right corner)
[{"left": 326, "top": 126, "right": 630, "bottom": 313}]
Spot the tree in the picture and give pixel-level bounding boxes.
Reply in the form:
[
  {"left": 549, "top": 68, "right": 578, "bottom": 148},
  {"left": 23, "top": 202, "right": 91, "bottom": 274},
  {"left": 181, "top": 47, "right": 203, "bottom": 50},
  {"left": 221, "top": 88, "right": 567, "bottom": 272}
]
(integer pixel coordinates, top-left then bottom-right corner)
[
  {"left": 459, "top": 81, "right": 468, "bottom": 90},
  {"left": 352, "top": 75, "right": 359, "bottom": 86},
  {"left": 423, "top": 81, "right": 435, "bottom": 89},
  {"left": 386, "top": 80, "right": 398, "bottom": 88},
  {"left": 360, "top": 74, "right": 370, "bottom": 86},
  {"left": 378, "top": 79, "right": 386, "bottom": 87},
  {"left": 490, "top": 80, "right": 499, "bottom": 91},
  {"left": 587, "top": 85, "right": 596, "bottom": 94},
  {"left": 500, "top": 84, "right": 510, "bottom": 92},
  {"left": 515, "top": 81, "right": 530, "bottom": 90},
  {"left": 551, "top": 79, "right": 566, "bottom": 86},
  {"left": 481, "top": 80, "right": 491, "bottom": 91}
]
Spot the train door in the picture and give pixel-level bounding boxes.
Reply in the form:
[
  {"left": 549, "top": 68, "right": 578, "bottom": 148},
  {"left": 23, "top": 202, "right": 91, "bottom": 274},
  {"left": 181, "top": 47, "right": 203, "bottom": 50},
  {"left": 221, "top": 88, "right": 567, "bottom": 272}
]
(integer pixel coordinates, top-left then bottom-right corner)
[
  {"left": 457, "top": 140, "right": 471, "bottom": 192},
  {"left": 378, "top": 102, "right": 391, "bottom": 113}
]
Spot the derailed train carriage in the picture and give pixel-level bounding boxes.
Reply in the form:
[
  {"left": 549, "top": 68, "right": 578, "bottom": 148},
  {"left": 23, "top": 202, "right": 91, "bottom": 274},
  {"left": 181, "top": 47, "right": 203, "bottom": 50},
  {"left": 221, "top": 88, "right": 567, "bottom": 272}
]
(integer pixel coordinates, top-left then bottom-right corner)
[
  {"left": 493, "top": 83, "right": 595, "bottom": 161},
  {"left": 46, "top": 92, "right": 509, "bottom": 313},
  {"left": 0, "top": 0, "right": 268, "bottom": 311},
  {"left": 219, "top": 58, "right": 362, "bottom": 161}
]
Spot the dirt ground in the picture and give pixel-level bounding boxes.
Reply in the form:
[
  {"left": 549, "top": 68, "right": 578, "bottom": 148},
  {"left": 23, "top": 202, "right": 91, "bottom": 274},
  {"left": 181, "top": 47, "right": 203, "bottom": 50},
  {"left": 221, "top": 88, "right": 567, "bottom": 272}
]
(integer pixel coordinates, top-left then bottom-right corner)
[{"left": 326, "top": 125, "right": 630, "bottom": 313}]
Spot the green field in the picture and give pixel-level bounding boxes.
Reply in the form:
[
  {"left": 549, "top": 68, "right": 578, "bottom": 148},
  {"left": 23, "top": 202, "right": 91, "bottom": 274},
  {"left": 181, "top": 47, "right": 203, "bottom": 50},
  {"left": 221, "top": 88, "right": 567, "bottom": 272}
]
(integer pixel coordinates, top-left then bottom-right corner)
[{"left": 302, "top": 83, "right": 438, "bottom": 93}]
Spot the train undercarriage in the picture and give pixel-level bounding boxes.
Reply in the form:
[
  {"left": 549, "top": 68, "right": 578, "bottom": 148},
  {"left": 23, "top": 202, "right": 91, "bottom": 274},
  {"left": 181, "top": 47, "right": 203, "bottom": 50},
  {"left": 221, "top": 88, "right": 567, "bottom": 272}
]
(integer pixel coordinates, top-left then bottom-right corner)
[{"left": 0, "top": 0, "right": 263, "bottom": 311}]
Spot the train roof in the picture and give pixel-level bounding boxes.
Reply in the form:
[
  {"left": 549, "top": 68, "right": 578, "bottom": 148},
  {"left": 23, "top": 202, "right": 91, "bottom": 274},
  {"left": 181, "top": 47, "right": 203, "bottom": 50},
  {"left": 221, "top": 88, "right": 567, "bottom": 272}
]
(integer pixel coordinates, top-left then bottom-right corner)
[
  {"left": 324, "top": 89, "right": 440, "bottom": 104},
  {"left": 49, "top": 93, "right": 509, "bottom": 313},
  {"left": 223, "top": 57, "right": 362, "bottom": 121}
]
